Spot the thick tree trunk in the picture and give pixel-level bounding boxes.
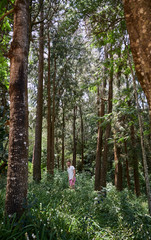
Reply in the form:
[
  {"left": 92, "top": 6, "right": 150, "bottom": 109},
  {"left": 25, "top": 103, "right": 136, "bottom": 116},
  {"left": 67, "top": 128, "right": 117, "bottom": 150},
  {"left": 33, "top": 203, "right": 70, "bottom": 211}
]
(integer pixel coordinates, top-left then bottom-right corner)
[
  {"left": 5, "top": 0, "right": 29, "bottom": 218},
  {"left": 79, "top": 105, "right": 84, "bottom": 169},
  {"left": 123, "top": 0, "right": 151, "bottom": 125},
  {"left": 62, "top": 105, "right": 65, "bottom": 171},
  {"left": 47, "top": 29, "right": 51, "bottom": 174},
  {"left": 73, "top": 106, "right": 77, "bottom": 167},
  {"left": 33, "top": 2, "right": 44, "bottom": 182},
  {"left": 130, "top": 124, "right": 140, "bottom": 196},
  {"left": 95, "top": 79, "right": 106, "bottom": 191},
  {"left": 100, "top": 57, "right": 113, "bottom": 189}
]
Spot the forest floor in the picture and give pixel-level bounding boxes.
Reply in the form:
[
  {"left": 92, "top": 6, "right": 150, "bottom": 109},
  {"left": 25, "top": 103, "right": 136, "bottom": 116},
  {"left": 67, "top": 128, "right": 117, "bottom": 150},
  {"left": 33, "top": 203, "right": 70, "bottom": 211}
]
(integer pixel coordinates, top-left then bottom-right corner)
[{"left": 0, "top": 169, "right": 151, "bottom": 240}]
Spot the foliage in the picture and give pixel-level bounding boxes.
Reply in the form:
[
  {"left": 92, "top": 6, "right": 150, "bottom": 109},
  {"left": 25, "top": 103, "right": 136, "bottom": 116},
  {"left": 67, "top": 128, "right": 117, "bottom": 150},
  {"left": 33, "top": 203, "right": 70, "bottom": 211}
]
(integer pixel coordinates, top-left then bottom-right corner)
[
  {"left": 0, "top": 83, "right": 9, "bottom": 167},
  {"left": 1, "top": 0, "right": 151, "bottom": 237},
  {"left": 1, "top": 171, "right": 151, "bottom": 239},
  {"left": 0, "top": 0, "right": 12, "bottom": 167}
]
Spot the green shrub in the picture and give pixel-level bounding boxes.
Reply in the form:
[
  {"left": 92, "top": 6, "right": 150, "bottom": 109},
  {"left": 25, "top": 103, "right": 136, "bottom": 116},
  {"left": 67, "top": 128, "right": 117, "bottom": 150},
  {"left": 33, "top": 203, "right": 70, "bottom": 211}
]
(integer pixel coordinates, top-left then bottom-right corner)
[{"left": 0, "top": 172, "right": 151, "bottom": 239}]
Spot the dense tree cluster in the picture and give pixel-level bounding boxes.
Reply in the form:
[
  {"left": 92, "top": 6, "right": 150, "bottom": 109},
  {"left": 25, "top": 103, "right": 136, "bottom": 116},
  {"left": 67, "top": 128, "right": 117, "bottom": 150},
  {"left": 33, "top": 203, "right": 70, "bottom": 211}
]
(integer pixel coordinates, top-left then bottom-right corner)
[{"left": 0, "top": 0, "right": 151, "bottom": 219}]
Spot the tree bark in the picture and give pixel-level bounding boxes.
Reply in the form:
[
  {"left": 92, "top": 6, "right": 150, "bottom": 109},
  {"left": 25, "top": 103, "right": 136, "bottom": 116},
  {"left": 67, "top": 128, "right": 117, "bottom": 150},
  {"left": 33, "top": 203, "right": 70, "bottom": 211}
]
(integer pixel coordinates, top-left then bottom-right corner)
[
  {"left": 123, "top": 0, "right": 151, "bottom": 126},
  {"left": 73, "top": 106, "right": 77, "bottom": 167},
  {"left": 47, "top": 29, "right": 51, "bottom": 175},
  {"left": 62, "top": 104, "right": 65, "bottom": 171},
  {"left": 113, "top": 44, "right": 123, "bottom": 191},
  {"left": 5, "top": 0, "right": 30, "bottom": 218},
  {"left": 124, "top": 140, "right": 131, "bottom": 190},
  {"left": 130, "top": 124, "right": 140, "bottom": 196},
  {"left": 79, "top": 105, "right": 84, "bottom": 169},
  {"left": 114, "top": 139, "right": 123, "bottom": 191},
  {"left": 100, "top": 55, "right": 113, "bottom": 189},
  {"left": 50, "top": 54, "right": 56, "bottom": 175},
  {"left": 97, "top": 86, "right": 100, "bottom": 123},
  {"left": 56, "top": 135, "right": 60, "bottom": 169},
  {"left": 33, "top": 1, "right": 44, "bottom": 182}
]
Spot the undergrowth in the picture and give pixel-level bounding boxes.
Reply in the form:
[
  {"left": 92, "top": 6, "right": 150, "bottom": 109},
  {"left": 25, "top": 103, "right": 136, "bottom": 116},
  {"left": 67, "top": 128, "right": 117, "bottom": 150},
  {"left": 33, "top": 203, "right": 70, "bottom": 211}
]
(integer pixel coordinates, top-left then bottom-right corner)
[{"left": 0, "top": 170, "right": 151, "bottom": 239}]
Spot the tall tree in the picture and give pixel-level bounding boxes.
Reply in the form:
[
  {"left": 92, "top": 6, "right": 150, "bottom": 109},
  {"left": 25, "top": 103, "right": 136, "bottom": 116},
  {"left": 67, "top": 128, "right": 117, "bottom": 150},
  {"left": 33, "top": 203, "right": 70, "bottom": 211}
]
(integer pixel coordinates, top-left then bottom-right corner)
[
  {"left": 95, "top": 77, "right": 106, "bottom": 191},
  {"left": 47, "top": 28, "right": 51, "bottom": 175},
  {"left": 33, "top": 0, "right": 44, "bottom": 182},
  {"left": 50, "top": 53, "right": 56, "bottom": 175},
  {"left": 124, "top": 140, "right": 131, "bottom": 190},
  {"left": 123, "top": 0, "right": 151, "bottom": 126},
  {"left": 114, "top": 137, "right": 123, "bottom": 191},
  {"left": 130, "top": 123, "right": 140, "bottom": 196},
  {"left": 79, "top": 105, "right": 84, "bottom": 169},
  {"left": 5, "top": 0, "right": 30, "bottom": 218},
  {"left": 100, "top": 52, "right": 113, "bottom": 189},
  {"left": 73, "top": 105, "right": 77, "bottom": 167},
  {"left": 113, "top": 45, "right": 123, "bottom": 191},
  {"left": 62, "top": 103, "right": 65, "bottom": 171}
]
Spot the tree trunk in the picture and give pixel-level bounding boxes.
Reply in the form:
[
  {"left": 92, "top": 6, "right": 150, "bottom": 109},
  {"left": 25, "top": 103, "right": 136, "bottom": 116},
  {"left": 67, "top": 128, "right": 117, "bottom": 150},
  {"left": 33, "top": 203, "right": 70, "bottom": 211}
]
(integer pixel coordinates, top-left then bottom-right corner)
[
  {"left": 47, "top": 29, "right": 51, "bottom": 174},
  {"left": 124, "top": 140, "right": 131, "bottom": 190},
  {"left": 56, "top": 136, "right": 60, "bottom": 169},
  {"left": 97, "top": 86, "right": 100, "bottom": 123},
  {"left": 100, "top": 55, "right": 113, "bottom": 189},
  {"left": 62, "top": 104, "right": 65, "bottom": 171},
  {"left": 5, "top": 0, "right": 30, "bottom": 218},
  {"left": 50, "top": 54, "right": 56, "bottom": 175},
  {"left": 114, "top": 139, "right": 123, "bottom": 191},
  {"left": 79, "top": 105, "right": 84, "bottom": 169},
  {"left": 95, "top": 79, "right": 106, "bottom": 191},
  {"left": 33, "top": 1, "right": 44, "bottom": 182},
  {"left": 130, "top": 124, "right": 140, "bottom": 196},
  {"left": 123, "top": 0, "right": 151, "bottom": 126},
  {"left": 73, "top": 106, "right": 77, "bottom": 167},
  {"left": 113, "top": 44, "right": 123, "bottom": 191}
]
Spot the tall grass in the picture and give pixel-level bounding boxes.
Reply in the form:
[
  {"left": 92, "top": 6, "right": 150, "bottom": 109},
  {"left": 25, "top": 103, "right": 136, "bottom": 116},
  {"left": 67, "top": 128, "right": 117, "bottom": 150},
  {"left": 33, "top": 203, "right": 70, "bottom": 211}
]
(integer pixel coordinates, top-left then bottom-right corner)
[{"left": 0, "top": 170, "right": 151, "bottom": 239}]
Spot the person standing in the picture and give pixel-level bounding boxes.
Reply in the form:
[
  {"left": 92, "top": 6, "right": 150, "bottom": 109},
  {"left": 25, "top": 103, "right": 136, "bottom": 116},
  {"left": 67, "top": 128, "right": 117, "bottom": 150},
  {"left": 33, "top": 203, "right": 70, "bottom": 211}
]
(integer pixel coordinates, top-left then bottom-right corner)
[{"left": 67, "top": 161, "right": 76, "bottom": 188}]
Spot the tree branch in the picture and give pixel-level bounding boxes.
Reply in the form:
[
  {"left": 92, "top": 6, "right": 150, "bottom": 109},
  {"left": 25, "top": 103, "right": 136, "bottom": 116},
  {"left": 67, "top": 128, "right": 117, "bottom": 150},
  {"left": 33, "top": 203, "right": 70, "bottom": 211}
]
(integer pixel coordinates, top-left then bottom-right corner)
[{"left": 0, "top": 8, "right": 14, "bottom": 22}]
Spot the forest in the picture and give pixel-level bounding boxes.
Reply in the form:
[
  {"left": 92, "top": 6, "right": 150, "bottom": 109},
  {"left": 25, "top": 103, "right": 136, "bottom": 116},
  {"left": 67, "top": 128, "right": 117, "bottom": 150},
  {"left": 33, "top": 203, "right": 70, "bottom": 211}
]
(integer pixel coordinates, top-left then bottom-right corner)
[{"left": 1, "top": 0, "right": 151, "bottom": 239}]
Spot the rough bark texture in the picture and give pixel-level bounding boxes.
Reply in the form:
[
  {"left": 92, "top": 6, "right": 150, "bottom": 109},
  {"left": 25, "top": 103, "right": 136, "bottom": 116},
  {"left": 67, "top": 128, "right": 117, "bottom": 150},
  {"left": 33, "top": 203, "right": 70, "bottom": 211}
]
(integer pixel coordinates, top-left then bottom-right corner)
[
  {"left": 73, "top": 106, "right": 77, "bottom": 167},
  {"left": 123, "top": 0, "right": 151, "bottom": 124},
  {"left": 33, "top": 2, "right": 44, "bottom": 182},
  {"left": 5, "top": 0, "right": 29, "bottom": 218}
]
